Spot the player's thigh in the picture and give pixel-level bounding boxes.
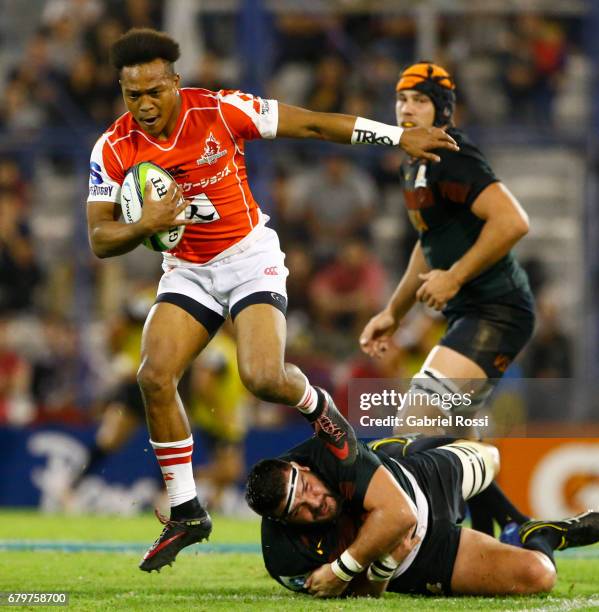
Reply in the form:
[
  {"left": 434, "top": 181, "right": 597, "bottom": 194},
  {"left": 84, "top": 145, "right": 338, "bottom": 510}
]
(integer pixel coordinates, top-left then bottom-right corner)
[
  {"left": 396, "top": 348, "right": 488, "bottom": 435},
  {"left": 140, "top": 301, "right": 213, "bottom": 378},
  {"left": 423, "top": 345, "right": 487, "bottom": 383},
  {"left": 451, "top": 528, "right": 556, "bottom": 595},
  {"left": 233, "top": 303, "right": 287, "bottom": 374},
  {"left": 227, "top": 227, "right": 288, "bottom": 373},
  {"left": 439, "top": 300, "right": 535, "bottom": 379}
]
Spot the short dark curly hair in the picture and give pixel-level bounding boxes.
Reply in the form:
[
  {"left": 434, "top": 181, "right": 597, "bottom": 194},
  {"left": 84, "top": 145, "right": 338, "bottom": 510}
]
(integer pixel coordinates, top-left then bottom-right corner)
[
  {"left": 245, "top": 459, "right": 290, "bottom": 518},
  {"left": 110, "top": 28, "right": 180, "bottom": 73}
]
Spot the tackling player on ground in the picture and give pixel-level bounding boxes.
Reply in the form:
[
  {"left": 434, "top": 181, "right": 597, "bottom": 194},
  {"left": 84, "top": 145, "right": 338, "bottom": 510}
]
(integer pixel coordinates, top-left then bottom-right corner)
[
  {"left": 246, "top": 435, "right": 599, "bottom": 599},
  {"left": 86, "top": 29, "right": 458, "bottom": 572},
  {"left": 360, "top": 62, "right": 535, "bottom": 435}
]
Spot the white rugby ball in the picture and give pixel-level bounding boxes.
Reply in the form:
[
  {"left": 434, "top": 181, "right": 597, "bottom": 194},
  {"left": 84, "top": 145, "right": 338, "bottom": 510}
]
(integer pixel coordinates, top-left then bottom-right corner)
[{"left": 120, "top": 161, "right": 185, "bottom": 252}]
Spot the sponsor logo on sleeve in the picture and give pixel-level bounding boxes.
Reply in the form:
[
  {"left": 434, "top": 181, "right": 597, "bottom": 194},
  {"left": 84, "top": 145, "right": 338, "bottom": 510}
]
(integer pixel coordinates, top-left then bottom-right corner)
[
  {"left": 237, "top": 93, "right": 262, "bottom": 114},
  {"left": 89, "top": 185, "right": 114, "bottom": 197},
  {"left": 90, "top": 161, "right": 104, "bottom": 185},
  {"left": 89, "top": 161, "right": 115, "bottom": 197}
]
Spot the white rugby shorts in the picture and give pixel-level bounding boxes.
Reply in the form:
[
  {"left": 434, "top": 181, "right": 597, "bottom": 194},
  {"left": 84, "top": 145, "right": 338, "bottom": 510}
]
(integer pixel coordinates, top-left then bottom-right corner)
[{"left": 156, "top": 225, "right": 289, "bottom": 333}]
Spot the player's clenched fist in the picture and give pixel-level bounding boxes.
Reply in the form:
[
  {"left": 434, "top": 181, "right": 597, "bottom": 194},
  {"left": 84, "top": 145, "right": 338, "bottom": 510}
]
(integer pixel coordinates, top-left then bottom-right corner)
[
  {"left": 399, "top": 127, "right": 458, "bottom": 162},
  {"left": 416, "top": 269, "right": 462, "bottom": 311}
]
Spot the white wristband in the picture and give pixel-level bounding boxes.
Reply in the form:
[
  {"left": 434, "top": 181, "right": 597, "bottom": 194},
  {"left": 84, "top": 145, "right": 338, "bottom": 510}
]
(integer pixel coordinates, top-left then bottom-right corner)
[
  {"left": 330, "top": 550, "right": 364, "bottom": 582},
  {"left": 367, "top": 553, "right": 399, "bottom": 582},
  {"left": 351, "top": 117, "right": 404, "bottom": 146},
  {"left": 331, "top": 559, "right": 353, "bottom": 582}
]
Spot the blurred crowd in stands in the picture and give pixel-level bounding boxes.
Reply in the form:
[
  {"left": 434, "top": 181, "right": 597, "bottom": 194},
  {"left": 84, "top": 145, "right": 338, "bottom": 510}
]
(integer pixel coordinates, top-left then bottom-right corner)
[
  {"left": 0, "top": 1, "right": 583, "bottom": 432},
  {"left": 0, "top": 2, "right": 584, "bottom": 133}
]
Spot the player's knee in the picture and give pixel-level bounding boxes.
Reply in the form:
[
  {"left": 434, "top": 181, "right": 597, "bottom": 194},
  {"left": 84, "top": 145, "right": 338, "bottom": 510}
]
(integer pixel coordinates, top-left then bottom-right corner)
[
  {"left": 442, "top": 440, "right": 498, "bottom": 498},
  {"left": 519, "top": 553, "right": 556, "bottom": 593},
  {"left": 238, "top": 361, "right": 286, "bottom": 401},
  {"left": 408, "top": 368, "right": 462, "bottom": 409},
  {"left": 478, "top": 441, "right": 500, "bottom": 478},
  {"left": 136, "top": 361, "right": 174, "bottom": 400}
]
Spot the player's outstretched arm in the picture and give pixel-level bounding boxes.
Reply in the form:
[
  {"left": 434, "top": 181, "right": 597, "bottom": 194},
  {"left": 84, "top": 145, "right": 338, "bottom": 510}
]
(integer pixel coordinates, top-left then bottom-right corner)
[
  {"left": 360, "top": 241, "right": 429, "bottom": 357},
  {"left": 87, "top": 182, "right": 191, "bottom": 258},
  {"left": 277, "top": 103, "right": 458, "bottom": 162}
]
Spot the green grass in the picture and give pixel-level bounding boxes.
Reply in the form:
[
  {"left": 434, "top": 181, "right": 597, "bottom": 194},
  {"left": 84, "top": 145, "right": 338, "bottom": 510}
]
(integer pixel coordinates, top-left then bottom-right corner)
[
  {"left": 0, "top": 509, "right": 258, "bottom": 543},
  {"left": 0, "top": 511, "right": 598, "bottom": 611}
]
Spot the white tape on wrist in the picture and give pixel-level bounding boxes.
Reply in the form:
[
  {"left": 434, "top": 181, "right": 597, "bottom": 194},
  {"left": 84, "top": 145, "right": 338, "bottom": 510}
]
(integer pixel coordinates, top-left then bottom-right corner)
[
  {"left": 367, "top": 553, "right": 400, "bottom": 582},
  {"left": 330, "top": 550, "right": 364, "bottom": 582},
  {"left": 331, "top": 559, "right": 353, "bottom": 582},
  {"left": 351, "top": 117, "right": 404, "bottom": 146}
]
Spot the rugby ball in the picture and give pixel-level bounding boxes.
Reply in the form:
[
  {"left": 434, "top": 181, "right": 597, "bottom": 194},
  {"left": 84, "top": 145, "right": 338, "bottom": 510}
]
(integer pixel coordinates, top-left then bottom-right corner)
[{"left": 120, "top": 161, "right": 185, "bottom": 252}]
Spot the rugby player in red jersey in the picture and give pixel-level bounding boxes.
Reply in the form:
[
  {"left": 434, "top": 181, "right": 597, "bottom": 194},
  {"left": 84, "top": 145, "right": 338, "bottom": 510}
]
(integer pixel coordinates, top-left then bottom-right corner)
[{"left": 86, "top": 29, "right": 458, "bottom": 572}]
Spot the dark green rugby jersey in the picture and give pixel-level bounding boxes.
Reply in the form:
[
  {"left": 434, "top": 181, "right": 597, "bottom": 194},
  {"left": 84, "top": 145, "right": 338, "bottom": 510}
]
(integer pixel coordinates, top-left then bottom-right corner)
[
  {"left": 261, "top": 438, "right": 417, "bottom": 592},
  {"left": 262, "top": 512, "right": 362, "bottom": 592},
  {"left": 400, "top": 128, "right": 531, "bottom": 311}
]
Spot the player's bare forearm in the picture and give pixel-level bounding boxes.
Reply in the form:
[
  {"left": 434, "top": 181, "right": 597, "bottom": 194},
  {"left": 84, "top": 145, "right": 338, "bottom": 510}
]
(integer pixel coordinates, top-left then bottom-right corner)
[
  {"left": 277, "top": 104, "right": 357, "bottom": 142},
  {"left": 387, "top": 241, "right": 430, "bottom": 320},
  {"left": 347, "top": 506, "right": 416, "bottom": 569},
  {"left": 88, "top": 218, "right": 150, "bottom": 258},
  {"left": 346, "top": 467, "right": 417, "bottom": 567},
  {"left": 87, "top": 186, "right": 190, "bottom": 258},
  {"left": 359, "top": 243, "right": 430, "bottom": 355},
  {"left": 277, "top": 104, "right": 459, "bottom": 161}
]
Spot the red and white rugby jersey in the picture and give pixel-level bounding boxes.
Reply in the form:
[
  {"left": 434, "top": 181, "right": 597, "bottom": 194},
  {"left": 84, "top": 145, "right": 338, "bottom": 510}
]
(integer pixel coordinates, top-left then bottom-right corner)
[{"left": 88, "top": 88, "right": 278, "bottom": 263}]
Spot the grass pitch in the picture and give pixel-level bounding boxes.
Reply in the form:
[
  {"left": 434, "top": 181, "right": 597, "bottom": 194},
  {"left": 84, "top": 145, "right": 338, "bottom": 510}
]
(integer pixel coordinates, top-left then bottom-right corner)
[{"left": 1, "top": 510, "right": 598, "bottom": 611}]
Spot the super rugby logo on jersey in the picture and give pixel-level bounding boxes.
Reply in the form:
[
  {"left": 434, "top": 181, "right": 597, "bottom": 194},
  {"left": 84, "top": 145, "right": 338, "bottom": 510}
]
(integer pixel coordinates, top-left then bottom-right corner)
[
  {"left": 89, "top": 161, "right": 114, "bottom": 197},
  {"left": 197, "top": 133, "right": 227, "bottom": 166},
  {"left": 90, "top": 162, "right": 103, "bottom": 185}
]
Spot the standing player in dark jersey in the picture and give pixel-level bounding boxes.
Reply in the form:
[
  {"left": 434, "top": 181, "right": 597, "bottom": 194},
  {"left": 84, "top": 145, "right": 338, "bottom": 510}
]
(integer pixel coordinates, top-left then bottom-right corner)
[
  {"left": 247, "top": 436, "right": 599, "bottom": 599},
  {"left": 359, "top": 62, "right": 535, "bottom": 433}
]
